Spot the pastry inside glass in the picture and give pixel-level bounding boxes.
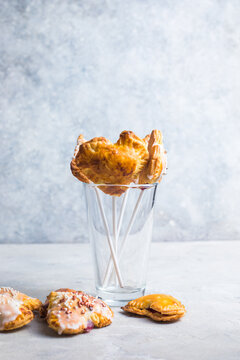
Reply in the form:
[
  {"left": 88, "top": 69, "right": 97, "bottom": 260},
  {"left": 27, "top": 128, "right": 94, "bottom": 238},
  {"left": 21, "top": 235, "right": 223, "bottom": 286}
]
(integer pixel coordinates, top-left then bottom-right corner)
[
  {"left": 70, "top": 129, "right": 167, "bottom": 195},
  {"left": 70, "top": 129, "right": 167, "bottom": 305}
]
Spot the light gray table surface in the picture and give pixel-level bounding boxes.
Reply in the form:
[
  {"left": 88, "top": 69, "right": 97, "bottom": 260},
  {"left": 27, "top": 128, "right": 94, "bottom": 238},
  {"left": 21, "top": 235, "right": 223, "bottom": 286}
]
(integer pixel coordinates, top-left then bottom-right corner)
[{"left": 0, "top": 241, "right": 239, "bottom": 360}]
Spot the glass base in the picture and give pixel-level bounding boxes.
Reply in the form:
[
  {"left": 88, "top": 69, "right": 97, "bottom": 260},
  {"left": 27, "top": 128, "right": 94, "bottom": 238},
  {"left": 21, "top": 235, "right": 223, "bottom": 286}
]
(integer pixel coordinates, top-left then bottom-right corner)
[{"left": 96, "top": 286, "right": 145, "bottom": 307}]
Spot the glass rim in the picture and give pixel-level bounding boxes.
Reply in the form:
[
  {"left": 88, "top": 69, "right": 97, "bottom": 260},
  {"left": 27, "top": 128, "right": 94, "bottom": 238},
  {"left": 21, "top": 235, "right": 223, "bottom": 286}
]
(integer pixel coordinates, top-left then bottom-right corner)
[{"left": 84, "top": 182, "right": 159, "bottom": 189}]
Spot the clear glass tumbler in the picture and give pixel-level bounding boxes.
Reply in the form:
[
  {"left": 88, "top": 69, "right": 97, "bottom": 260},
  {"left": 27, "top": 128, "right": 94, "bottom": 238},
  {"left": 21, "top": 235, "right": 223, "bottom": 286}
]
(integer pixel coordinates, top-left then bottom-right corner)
[{"left": 84, "top": 183, "right": 158, "bottom": 306}]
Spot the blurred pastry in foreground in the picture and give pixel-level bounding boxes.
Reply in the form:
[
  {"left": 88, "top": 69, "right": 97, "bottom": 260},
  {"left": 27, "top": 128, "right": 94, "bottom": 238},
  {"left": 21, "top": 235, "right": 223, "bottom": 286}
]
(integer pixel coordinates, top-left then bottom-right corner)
[
  {"left": 122, "top": 294, "right": 186, "bottom": 322},
  {"left": 41, "top": 288, "right": 113, "bottom": 335},
  {"left": 0, "top": 287, "right": 42, "bottom": 331}
]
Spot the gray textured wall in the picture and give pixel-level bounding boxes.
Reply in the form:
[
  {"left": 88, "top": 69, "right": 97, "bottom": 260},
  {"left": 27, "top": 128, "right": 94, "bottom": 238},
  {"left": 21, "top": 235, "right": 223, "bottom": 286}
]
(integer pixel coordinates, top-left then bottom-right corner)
[{"left": 0, "top": 0, "right": 240, "bottom": 243}]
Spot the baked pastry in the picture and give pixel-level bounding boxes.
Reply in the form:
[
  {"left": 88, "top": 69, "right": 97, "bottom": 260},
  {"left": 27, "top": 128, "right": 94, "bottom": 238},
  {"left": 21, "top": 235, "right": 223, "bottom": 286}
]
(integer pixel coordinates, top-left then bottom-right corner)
[
  {"left": 138, "top": 130, "right": 167, "bottom": 184},
  {"left": 71, "top": 131, "right": 149, "bottom": 196},
  {"left": 71, "top": 129, "right": 167, "bottom": 195},
  {"left": 41, "top": 288, "right": 113, "bottom": 335},
  {"left": 71, "top": 134, "right": 90, "bottom": 184},
  {"left": 122, "top": 294, "right": 186, "bottom": 322},
  {"left": 0, "top": 287, "right": 42, "bottom": 331}
]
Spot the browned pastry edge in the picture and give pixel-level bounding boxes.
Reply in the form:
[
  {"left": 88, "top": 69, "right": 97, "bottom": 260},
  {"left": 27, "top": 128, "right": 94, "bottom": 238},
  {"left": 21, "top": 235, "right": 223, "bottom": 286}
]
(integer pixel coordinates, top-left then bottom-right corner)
[
  {"left": 138, "top": 129, "right": 165, "bottom": 184},
  {"left": 121, "top": 294, "right": 186, "bottom": 322},
  {"left": 122, "top": 305, "right": 184, "bottom": 322},
  {"left": 2, "top": 306, "right": 34, "bottom": 331}
]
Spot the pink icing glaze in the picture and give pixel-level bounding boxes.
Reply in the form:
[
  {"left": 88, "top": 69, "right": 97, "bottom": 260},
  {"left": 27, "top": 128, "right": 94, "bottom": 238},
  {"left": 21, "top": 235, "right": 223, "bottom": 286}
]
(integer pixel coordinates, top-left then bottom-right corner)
[
  {"left": 48, "top": 291, "right": 113, "bottom": 335},
  {"left": 85, "top": 320, "right": 94, "bottom": 333}
]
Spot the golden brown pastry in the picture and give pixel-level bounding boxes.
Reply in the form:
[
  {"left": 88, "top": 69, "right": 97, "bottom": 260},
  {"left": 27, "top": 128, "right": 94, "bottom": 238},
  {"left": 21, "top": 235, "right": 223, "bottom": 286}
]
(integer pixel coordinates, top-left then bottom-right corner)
[
  {"left": 138, "top": 130, "right": 167, "bottom": 184},
  {"left": 41, "top": 288, "right": 113, "bottom": 335},
  {"left": 122, "top": 294, "right": 186, "bottom": 322},
  {"left": 143, "top": 134, "right": 150, "bottom": 146},
  {"left": 71, "top": 129, "right": 167, "bottom": 195},
  {"left": 0, "top": 287, "right": 42, "bottom": 331},
  {"left": 71, "top": 131, "right": 149, "bottom": 195},
  {"left": 71, "top": 134, "right": 90, "bottom": 184}
]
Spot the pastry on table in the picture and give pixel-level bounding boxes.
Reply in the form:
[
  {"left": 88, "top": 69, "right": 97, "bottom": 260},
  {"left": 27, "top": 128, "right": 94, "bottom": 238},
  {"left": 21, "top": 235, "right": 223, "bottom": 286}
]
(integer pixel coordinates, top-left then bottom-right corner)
[
  {"left": 0, "top": 287, "right": 42, "bottom": 331},
  {"left": 41, "top": 288, "right": 114, "bottom": 335},
  {"left": 70, "top": 129, "right": 167, "bottom": 196},
  {"left": 122, "top": 294, "right": 186, "bottom": 322}
]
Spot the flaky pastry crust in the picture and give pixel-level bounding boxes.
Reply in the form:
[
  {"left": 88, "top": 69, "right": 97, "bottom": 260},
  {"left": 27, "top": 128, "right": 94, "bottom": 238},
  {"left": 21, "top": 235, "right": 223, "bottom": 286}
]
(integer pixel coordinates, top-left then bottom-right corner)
[
  {"left": 138, "top": 130, "right": 167, "bottom": 184},
  {"left": 0, "top": 287, "right": 42, "bottom": 331},
  {"left": 70, "top": 131, "right": 149, "bottom": 196},
  {"left": 122, "top": 294, "right": 186, "bottom": 322},
  {"left": 71, "top": 129, "right": 167, "bottom": 195},
  {"left": 41, "top": 288, "right": 113, "bottom": 335}
]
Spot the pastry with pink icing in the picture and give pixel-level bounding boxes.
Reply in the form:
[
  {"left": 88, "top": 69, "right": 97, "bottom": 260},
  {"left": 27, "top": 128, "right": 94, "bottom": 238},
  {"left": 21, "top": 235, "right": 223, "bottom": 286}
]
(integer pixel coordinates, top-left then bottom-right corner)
[
  {"left": 0, "top": 287, "right": 42, "bottom": 331},
  {"left": 41, "top": 288, "right": 114, "bottom": 335}
]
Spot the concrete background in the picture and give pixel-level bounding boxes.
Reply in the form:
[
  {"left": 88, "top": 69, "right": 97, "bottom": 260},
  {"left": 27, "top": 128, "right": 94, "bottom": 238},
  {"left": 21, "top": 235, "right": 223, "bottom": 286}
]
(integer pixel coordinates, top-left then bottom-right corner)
[{"left": 0, "top": 0, "right": 240, "bottom": 243}]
